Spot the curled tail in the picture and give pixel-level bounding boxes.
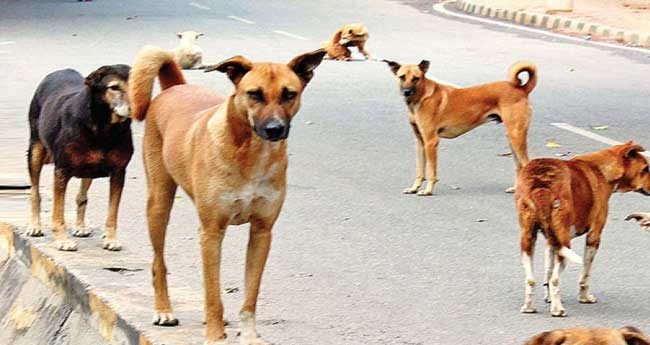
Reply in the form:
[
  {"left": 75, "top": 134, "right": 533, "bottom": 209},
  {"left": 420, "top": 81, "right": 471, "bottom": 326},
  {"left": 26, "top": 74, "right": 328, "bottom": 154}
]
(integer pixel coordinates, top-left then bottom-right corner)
[
  {"left": 509, "top": 61, "right": 537, "bottom": 94},
  {"left": 129, "top": 45, "right": 186, "bottom": 121},
  {"left": 525, "top": 188, "right": 583, "bottom": 265}
]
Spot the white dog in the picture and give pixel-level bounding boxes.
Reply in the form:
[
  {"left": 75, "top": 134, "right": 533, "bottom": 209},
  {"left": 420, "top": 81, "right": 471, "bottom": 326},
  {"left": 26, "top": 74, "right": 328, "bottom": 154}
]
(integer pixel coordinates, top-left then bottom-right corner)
[{"left": 174, "top": 31, "right": 205, "bottom": 69}]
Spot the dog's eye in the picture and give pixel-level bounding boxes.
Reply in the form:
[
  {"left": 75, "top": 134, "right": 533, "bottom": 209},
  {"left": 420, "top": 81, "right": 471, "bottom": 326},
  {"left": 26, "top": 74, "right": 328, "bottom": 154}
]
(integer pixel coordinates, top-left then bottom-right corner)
[
  {"left": 108, "top": 85, "right": 120, "bottom": 91},
  {"left": 247, "top": 90, "right": 265, "bottom": 103},
  {"left": 282, "top": 89, "right": 297, "bottom": 102},
  {"left": 399, "top": 75, "right": 406, "bottom": 81},
  {"left": 348, "top": 29, "right": 353, "bottom": 34},
  {"left": 412, "top": 77, "right": 420, "bottom": 82},
  {"left": 644, "top": 166, "right": 649, "bottom": 173}
]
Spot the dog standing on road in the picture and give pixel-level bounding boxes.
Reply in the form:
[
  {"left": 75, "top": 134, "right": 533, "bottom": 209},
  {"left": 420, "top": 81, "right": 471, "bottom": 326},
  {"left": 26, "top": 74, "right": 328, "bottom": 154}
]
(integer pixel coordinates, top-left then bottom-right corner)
[
  {"left": 516, "top": 142, "right": 650, "bottom": 317},
  {"left": 525, "top": 326, "right": 650, "bottom": 345},
  {"left": 383, "top": 59, "right": 536, "bottom": 195},
  {"left": 27, "top": 65, "right": 132, "bottom": 251},
  {"left": 323, "top": 23, "right": 371, "bottom": 60},
  {"left": 174, "top": 31, "right": 205, "bottom": 69},
  {"left": 129, "top": 46, "right": 326, "bottom": 344}
]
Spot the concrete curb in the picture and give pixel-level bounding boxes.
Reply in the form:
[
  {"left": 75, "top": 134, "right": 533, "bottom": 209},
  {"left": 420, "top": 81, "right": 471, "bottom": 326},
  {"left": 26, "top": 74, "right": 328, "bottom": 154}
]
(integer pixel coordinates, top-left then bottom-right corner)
[
  {"left": 452, "top": 0, "right": 650, "bottom": 48},
  {"left": 0, "top": 222, "right": 153, "bottom": 345}
]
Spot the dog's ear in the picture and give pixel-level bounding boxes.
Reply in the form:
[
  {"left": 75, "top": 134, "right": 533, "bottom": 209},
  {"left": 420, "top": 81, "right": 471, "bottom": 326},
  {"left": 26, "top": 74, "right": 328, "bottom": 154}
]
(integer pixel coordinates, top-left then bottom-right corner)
[
  {"left": 176, "top": 32, "right": 183, "bottom": 39},
  {"left": 419, "top": 60, "right": 430, "bottom": 74},
  {"left": 197, "top": 32, "right": 204, "bottom": 38},
  {"left": 85, "top": 66, "right": 110, "bottom": 88},
  {"left": 382, "top": 60, "right": 401, "bottom": 75},
  {"left": 621, "top": 327, "right": 650, "bottom": 345},
  {"left": 287, "top": 48, "right": 327, "bottom": 85},
  {"left": 525, "top": 331, "right": 566, "bottom": 345},
  {"left": 204, "top": 56, "right": 253, "bottom": 85},
  {"left": 621, "top": 141, "right": 645, "bottom": 159}
]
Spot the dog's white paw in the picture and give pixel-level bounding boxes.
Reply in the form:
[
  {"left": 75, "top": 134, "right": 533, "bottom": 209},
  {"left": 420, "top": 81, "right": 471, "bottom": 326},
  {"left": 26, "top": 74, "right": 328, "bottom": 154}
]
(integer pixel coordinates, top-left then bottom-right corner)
[
  {"left": 417, "top": 190, "right": 433, "bottom": 196},
  {"left": 73, "top": 225, "right": 91, "bottom": 237},
  {"left": 505, "top": 186, "right": 516, "bottom": 194},
  {"left": 102, "top": 238, "right": 122, "bottom": 251},
  {"left": 152, "top": 312, "right": 179, "bottom": 326},
  {"left": 26, "top": 225, "right": 44, "bottom": 237},
  {"left": 520, "top": 305, "right": 537, "bottom": 314},
  {"left": 578, "top": 294, "right": 598, "bottom": 304},
  {"left": 402, "top": 187, "right": 418, "bottom": 194},
  {"left": 239, "top": 335, "right": 268, "bottom": 345},
  {"left": 55, "top": 239, "right": 78, "bottom": 251},
  {"left": 204, "top": 341, "right": 227, "bottom": 345},
  {"left": 550, "top": 307, "right": 567, "bottom": 317}
]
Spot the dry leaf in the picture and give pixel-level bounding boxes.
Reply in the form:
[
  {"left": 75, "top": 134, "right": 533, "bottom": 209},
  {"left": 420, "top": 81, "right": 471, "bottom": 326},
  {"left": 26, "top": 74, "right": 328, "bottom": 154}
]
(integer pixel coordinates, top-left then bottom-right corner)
[
  {"left": 591, "top": 125, "right": 608, "bottom": 130},
  {"left": 546, "top": 141, "right": 561, "bottom": 148}
]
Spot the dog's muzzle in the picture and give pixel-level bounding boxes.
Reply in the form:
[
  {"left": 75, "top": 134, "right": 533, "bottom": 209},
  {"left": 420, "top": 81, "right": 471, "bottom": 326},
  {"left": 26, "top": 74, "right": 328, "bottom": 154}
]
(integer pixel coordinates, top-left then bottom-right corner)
[
  {"left": 255, "top": 119, "right": 290, "bottom": 142},
  {"left": 402, "top": 88, "right": 414, "bottom": 97}
]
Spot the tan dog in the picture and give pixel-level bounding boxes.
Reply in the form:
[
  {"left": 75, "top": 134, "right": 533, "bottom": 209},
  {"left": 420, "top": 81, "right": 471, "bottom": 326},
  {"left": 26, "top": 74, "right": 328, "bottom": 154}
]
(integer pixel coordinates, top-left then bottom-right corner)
[
  {"left": 174, "top": 31, "right": 205, "bottom": 69},
  {"left": 383, "top": 59, "right": 536, "bottom": 195},
  {"left": 129, "top": 46, "right": 325, "bottom": 345},
  {"left": 516, "top": 142, "right": 650, "bottom": 317},
  {"left": 322, "top": 23, "right": 370, "bottom": 60},
  {"left": 525, "top": 326, "right": 650, "bottom": 345}
]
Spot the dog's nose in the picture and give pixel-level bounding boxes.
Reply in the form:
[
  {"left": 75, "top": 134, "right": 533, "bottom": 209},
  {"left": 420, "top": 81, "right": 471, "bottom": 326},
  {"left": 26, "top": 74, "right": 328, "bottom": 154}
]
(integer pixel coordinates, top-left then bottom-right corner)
[
  {"left": 402, "top": 88, "right": 413, "bottom": 97},
  {"left": 262, "top": 121, "right": 288, "bottom": 141}
]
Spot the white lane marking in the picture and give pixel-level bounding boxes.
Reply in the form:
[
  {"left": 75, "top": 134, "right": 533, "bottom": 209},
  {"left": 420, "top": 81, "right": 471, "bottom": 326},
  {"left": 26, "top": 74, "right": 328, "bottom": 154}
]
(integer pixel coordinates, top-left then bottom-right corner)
[
  {"left": 189, "top": 2, "right": 210, "bottom": 10},
  {"left": 273, "top": 30, "right": 309, "bottom": 40},
  {"left": 0, "top": 41, "right": 16, "bottom": 45},
  {"left": 432, "top": 2, "right": 650, "bottom": 54},
  {"left": 228, "top": 15, "right": 255, "bottom": 24},
  {"left": 551, "top": 122, "right": 650, "bottom": 157}
]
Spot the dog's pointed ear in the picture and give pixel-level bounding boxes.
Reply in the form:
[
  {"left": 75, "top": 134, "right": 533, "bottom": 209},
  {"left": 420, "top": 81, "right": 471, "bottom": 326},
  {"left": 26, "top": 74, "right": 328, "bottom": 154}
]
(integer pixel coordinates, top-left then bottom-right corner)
[
  {"left": 197, "top": 32, "right": 204, "bottom": 38},
  {"left": 176, "top": 32, "right": 183, "bottom": 39},
  {"left": 419, "top": 60, "right": 430, "bottom": 74},
  {"left": 621, "top": 141, "right": 645, "bottom": 159},
  {"left": 525, "top": 331, "right": 567, "bottom": 345},
  {"left": 382, "top": 60, "right": 401, "bottom": 75},
  {"left": 287, "top": 48, "right": 327, "bottom": 85},
  {"left": 204, "top": 56, "right": 253, "bottom": 85},
  {"left": 85, "top": 66, "right": 109, "bottom": 88},
  {"left": 621, "top": 326, "right": 650, "bottom": 345}
]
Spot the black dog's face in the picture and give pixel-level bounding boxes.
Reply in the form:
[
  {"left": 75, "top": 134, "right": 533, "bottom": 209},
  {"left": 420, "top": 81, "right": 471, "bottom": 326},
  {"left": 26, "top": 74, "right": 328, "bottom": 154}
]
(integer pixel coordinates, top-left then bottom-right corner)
[{"left": 85, "top": 64, "right": 131, "bottom": 123}]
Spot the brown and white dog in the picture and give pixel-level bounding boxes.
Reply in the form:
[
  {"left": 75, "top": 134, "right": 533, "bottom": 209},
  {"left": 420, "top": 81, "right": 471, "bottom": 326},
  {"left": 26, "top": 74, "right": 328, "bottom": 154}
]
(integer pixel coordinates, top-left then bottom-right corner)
[
  {"left": 322, "top": 23, "right": 371, "bottom": 60},
  {"left": 129, "top": 46, "right": 326, "bottom": 344},
  {"left": 525, "top": 326, "right": 650, "bottom": 345},
  {"left": 173, "top": 31, "right": 205, "bottom": 69},
  {"left": 516, "top": 142, "right": 650, "bottom": 317},
  {"left": 383, "top": 59, "right": 536, "bottom": 195}
]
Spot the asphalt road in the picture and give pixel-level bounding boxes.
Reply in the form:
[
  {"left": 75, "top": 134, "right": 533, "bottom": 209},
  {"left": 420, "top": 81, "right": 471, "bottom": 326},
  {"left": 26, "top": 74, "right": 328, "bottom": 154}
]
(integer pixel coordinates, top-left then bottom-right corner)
[{"left": 1, "top": 1, "right": 650, "bottom": 344}]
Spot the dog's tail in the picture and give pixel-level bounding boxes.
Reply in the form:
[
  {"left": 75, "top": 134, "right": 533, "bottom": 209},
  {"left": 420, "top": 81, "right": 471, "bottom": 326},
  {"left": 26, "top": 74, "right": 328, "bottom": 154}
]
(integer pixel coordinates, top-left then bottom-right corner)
[
  {"left": 524, "top": 188, "right": 583, "bottom": 265},
  {"left": 509, "top": 61, "right": 537, "bottom": 94},
  {"left": 129, "top": 45, "right": 186, "bottom": 121}
]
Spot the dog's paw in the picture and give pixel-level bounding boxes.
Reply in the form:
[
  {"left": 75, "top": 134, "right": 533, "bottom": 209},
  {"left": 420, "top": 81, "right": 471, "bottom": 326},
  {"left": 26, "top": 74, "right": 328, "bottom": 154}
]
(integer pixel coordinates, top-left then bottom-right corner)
[
  {"left": 520, "top": 305, "right": 537, "bottom": 314},
  {"left": 204, "top": 341, "right": 227, "bottom": 345},
  {"left": 26, "top": 225, "right": 44, "bottom": 237},
  {"left": 402, "top": 187, "right": 418, "bottom": 194},
  {"left": 73, "top": 226, "right": 92, "bottom": 237},
  {"left": 505, "top": 186, "right": 516, "bottom": 194},
  {"left": 578, "top": 294, "right": 598, "bottom": 304},
  {"left": 550, "top": 308, "right": 567, "bottom": 317},
  {"left": 153, "top": 312, "right": 179, "bottom": 326},
  {"left": 102, "top": 238, "right": 122, "bottom": 251},
  {"left": 54, "top": 239, "right": 78, "bottom": 251},
  {"left": 239, "top": 335, "right": 268, "bottom": 345},
  {"left": 417, "top": 190, "right": 433, "bottom": 196}
]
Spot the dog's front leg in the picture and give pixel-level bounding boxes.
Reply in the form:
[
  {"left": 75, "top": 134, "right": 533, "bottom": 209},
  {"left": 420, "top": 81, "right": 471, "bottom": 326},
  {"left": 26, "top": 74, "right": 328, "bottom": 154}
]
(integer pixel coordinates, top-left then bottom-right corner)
[
  {"left": 73, "top": 178, "right": 92, "bottom": 237},
  {"left": 27, "top": 141, "right": 46, "bottom": 236},
  {"left": 418, "top": 134, "right": 439, "bottom": 196},
  {"left": 52, "top": 169, "right": 77, "bottom": 251},
  {"left": 357, "top": 41, "right": 371, "bottom": 59},
  {"left": 201, "top": 223, "right": 227, "bottom": 344},
  {"left": 239, "top": 218, "right": 273, "bottom": 345},
  {"left": 403, "top": 122, "right": 425, "bottom": 194},
  {"left": 103, "top": 170, "right": 125, "bottom": 251}
]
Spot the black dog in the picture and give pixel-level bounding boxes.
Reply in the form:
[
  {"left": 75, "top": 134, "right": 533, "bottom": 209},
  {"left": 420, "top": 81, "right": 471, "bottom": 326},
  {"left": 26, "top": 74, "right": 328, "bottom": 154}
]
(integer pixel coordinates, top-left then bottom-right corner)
[{"left": 27, "top": 65, "right": 133, "bottom": 251}]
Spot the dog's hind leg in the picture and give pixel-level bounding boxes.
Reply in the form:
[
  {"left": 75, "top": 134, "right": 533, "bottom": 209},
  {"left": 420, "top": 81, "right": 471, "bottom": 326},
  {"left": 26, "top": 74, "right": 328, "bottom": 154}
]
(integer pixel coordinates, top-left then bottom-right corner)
[
  {"left": 578, "top": 224, "right": 603, "bottom": 304},
  {"left": 51, "top": 168, "right": 77, "bottom": 251},
  {"left": 239, "top": 217, "right": 275, "bottom": 345},
  {"left": 519, "top": 213, "right": 537, "bottom": 313},
  {"left": 549, "top": 252, "right": 567, "bottom": 317},
  {"left": 543, "top": 244, "right": 554, "bottom": 303},
  {"left": 103, "top": 170, "right": 125, "bottom": 251},
  {"left": 27, "top": 141, "right": 46, "bottom": 237},
  {"left": 73, "top": 178, "right": 92, "bottom": 237},
  {"left": 403, "top": 122, "right": 425, "bottom": 194}
]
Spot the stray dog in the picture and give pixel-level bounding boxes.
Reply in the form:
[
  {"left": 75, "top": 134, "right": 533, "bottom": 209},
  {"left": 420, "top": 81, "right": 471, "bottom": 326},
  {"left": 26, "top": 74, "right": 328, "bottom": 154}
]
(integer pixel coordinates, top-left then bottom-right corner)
[
  {"left": 383, "top": 59, "right": 536, "bottom": 195},
  {"left": 27, "top": 65, "right": 132, "bottom": 251},
  {"left": 525, "top": 326, "right": 650, "bottom": 345},
  {"left": 516, "top": 142, "right": 650, "bottom": 317},
  {"left": 129, "top": 46, "right": 325, "bottom": 344},
  {"left": 174, "top": 31, "right": 205, "bottom": 69},
  {"left": 625, "top": 211, "right": 650, "bottom": 230},
  {"left": 323, "top": 23, "right": 370, "bottom": 60}
]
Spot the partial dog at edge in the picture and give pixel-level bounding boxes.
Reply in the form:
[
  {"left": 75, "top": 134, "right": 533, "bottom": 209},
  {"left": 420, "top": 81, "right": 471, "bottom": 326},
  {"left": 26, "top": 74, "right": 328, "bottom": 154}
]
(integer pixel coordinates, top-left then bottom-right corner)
[
  {"left": 383, "top": 59, "right": 536, "bottom": 195},
  {"left": 129, "top": 46, "right": 326, "bottom": 344},
  {"left": 525, "top": 326, "right": 650, "bottom": 345},
  {"left": 516, "top": 142, "right": 650, "bottom": 317},
  {"left": 322, "top": 23, "right": 371, "bottom": 60},
  {"left": 27, "top": 65, "right": 133, "bottom": 251}
]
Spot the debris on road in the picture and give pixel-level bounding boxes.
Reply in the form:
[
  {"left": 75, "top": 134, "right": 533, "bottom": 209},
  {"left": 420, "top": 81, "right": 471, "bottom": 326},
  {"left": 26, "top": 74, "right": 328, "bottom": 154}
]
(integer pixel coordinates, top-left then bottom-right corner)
[
  {"left": 591, "top": 125, "right": 609, "bottom": 130},
  {"left": 545, "top": 141, "right": 562, "bottom": 148}
]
